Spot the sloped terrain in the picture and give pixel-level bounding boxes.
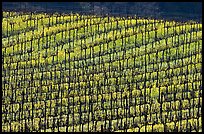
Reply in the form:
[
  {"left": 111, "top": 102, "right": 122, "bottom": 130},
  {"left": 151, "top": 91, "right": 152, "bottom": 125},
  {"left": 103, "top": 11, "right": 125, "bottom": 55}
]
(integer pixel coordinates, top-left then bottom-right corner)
[{"left": 2, "top": 11, "right": 202, "bottom": 132}]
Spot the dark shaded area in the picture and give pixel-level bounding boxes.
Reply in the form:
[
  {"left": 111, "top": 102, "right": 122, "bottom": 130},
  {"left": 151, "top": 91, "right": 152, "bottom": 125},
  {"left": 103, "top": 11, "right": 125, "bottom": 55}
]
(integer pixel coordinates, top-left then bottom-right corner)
[{"left": 2, "top": 2, "right": 202, "bottom": 22}]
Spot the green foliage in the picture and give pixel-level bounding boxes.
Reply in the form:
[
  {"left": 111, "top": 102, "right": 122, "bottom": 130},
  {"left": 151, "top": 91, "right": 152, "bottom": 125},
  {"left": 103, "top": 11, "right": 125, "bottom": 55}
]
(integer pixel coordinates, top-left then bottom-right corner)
[{"left": 2, "top": 11, "right": 202, "bottom": 132}]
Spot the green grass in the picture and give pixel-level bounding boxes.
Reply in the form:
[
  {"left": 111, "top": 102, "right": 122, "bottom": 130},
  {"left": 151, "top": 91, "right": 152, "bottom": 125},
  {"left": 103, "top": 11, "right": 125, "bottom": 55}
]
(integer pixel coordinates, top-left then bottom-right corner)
[{"left": 2, "top": 11, "right": 202, "bottom": 132}]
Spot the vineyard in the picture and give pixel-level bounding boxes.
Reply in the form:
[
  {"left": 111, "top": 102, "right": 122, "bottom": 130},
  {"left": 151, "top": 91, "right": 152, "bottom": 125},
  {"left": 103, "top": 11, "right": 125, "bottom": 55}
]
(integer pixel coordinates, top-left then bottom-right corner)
[{"left": 2, "top": 11, "right": 202, "bottom": 132}]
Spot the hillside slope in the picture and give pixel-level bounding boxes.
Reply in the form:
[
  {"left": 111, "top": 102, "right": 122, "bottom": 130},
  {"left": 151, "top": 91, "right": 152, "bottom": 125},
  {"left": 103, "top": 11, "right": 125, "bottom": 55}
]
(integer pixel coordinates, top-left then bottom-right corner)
[{"left": 2, "top": 11, "right": 202, "bottom": 132}]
